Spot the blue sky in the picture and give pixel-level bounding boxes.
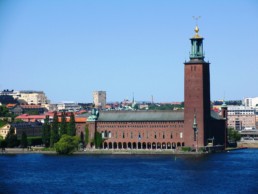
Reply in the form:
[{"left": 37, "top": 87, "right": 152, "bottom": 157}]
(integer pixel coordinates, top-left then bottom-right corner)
[{"left": 0, "top": 0, "right": 258, "bottom": 103}]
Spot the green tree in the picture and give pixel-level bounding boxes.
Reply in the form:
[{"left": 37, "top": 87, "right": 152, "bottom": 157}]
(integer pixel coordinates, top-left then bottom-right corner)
[
  {"left": 94, "top": 131, "right": 103, "bottom": 149},
  {"left": 85, "top": 125, "right": 89, "bottom": 147},
  {"left": 20, "top": 131, "right": 28, "bottom": 148},
  {"left": 5, "top": 126, "right": 18, "bottom": 148},
  {"left": 0, "top": 138, "right": 7, "bottom": 150},
  {"left": 24, "top": 109, "right": 39, "bottom": 115},
  {"left": 67, "top": 113, "right": 76, "bottom": 136},
  {"left": 60, "top": 112, "right": 67, "bottom": 136},
  {"left": 42, "top": 115, "right": 51, "bottom": 147},
  {"left": 228, "top": 127, "right": 241, "bottom": 142},
  {"left": 54, "top": 134, "right": 80, "bottom": 154},
  {"left": 0, "top": 105, "right": 11, "bottom": 117},
  {"left": 50, "top": 112, "right": 59, "bottom": 147}
]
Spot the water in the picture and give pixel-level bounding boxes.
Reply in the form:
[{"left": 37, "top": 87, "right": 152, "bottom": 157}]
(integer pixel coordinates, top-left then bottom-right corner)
[{"left": 1, "top": 149, "right": 258, "bottom": 194}]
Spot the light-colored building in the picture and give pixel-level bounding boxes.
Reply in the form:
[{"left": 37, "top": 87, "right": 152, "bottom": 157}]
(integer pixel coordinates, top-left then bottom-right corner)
[
  {"left": 57, "top": 101, "right": 81, "bottom": 112},
  {"left": 243, "top": 97, "right": 258, "bottom": 108},
  {"left": 0, "top": 90, "right": 21, "bottom": 99},
  {"left": 19, "top": 90, "right": 48, "bottom": 105},
  {"left": 0, "top": 124, "right": 11, "bottom": 139},
  {"left": 0, "top": 89, "right": 49, "bottom": 105},
  {"left": 227, "top": 106, "right": 256, "bottom": 130},
  {"left": 93, "top": 91, "right": 106, "bottom": 109}
]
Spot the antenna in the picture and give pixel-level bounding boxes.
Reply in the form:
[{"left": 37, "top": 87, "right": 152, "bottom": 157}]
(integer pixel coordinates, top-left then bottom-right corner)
[{"left": 192, "top": 16, "right": 201, "bottom": 25}]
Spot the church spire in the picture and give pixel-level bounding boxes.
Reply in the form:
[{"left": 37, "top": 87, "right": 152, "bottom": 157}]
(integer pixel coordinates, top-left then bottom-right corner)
[{"left": 189, "top": 25, "right": 204, "bottom": 60}]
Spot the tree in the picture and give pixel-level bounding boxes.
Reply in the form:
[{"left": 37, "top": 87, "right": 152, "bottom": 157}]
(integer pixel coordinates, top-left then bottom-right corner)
[
  {"left": 228, "top": 127, "right": 241, "bottom": 142},
  {"left": 0, "top": 138, "right": 7, "bottom": 151},
  {"left": 42, "top": 115, "right": 51, "bottom": 147},
  {"left": 0, "top": 105, "right": 11, "bottom": 117},
  {"left": 50, "top": 112, "right": 59, "bottom": 147},
  {"left": 67, "top": 113, "right": 76, "bottom": 136},
  {"left": 5, "top": 126, "right": 18, "bottom": 148},
  {"left": 85, "top": 125, "right": 89, "bottom": 147},
  {"left": 54, "top": 134, "right": 80, "bottom": 154},
  {"left": 0, "top": 96, "right": 18, "bottom": 105},
  {"left": 94, "top": 131, "right": 102, "bottom": 149},
  {"left": 60, "top": 112, "right": 67, "bottom": 136},
  {"left": 80, "top": 131, "right": 84, "bottom": 145},
  {"left": 20, "top": 131, "right": 28, "bottom": 148}
]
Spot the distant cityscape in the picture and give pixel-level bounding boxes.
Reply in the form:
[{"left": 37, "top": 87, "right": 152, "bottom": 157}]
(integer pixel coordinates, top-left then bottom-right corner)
[{"left": 1, "top": 89, "right": 257, "bottom": 134}]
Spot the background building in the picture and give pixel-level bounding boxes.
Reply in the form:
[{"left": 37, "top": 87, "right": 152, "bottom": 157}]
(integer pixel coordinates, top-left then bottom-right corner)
[
  {"left": 0, "top": 89, "right": 49, "bottom": 105},
  {"left": 56, "top": 101, "right": 82, "bottom": 112},
  {"left": 19, "top": 90, "right": 48, "bottom": 105},
  {"left": 93, "top": 91, "right": 106, "bottom": 109},
  {"left": 227, "top": 105, "right": 256, "bottom": 130},
  {"left": 243, "top": 97, "right": 258, "bottom": 108}
]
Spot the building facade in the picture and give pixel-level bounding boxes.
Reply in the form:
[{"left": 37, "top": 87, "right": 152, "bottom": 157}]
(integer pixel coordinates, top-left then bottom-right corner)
[
  {"left": 227, "top": 105, "right": 256, "bottom": 130},
  {"left": 19, "top": 90, "right": 48, "bottom": 105},
  {"left": 243, "top": 97, "right": 258, "bottom": 108},
  {"left": 0, "top": 124, "right": 11, "bottom": 139},
  {"left": 85, "top": 26, "right": 226, "bottom": 150},
  {"left": 56, "top": 101, "right": 82, "bottom": 112},
  {"left": 93, "top": 91, "right": 106, "bottom": 109}
]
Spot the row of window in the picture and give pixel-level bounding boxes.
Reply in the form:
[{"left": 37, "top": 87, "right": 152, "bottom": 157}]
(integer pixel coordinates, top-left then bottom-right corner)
[
  {"left": 101, "top": 130, "right": 183, "bottom": 140},
  {"left": 99, "top": 122, "right": 183, "bottom": 125},
  {"left": 98, "top": 125, "right": 184, "bottom": 129}
]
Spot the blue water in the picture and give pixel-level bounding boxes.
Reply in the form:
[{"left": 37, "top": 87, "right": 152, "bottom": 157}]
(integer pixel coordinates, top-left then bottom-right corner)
[{"left": 0, "top": 149, "right": 258, "bottom": 194}]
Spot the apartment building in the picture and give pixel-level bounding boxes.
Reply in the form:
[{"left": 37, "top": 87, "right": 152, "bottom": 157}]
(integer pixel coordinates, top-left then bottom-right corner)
[{"left": 227, "top": 106, "right": 256, "bottom": 130}]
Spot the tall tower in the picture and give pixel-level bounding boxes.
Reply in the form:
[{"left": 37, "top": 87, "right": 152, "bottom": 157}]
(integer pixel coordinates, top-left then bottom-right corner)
[
  {"left": 93, "top": 91, "right": 106, "bottom": 109},
  {"left": 184, "top": 26, "right": 211, "bottom": 147}
]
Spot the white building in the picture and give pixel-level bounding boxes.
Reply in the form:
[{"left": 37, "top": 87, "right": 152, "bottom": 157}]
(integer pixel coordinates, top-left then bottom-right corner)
[
  {"left": 93, "top": 91, "right": 106, "bottom": 109},
  {"left": 0, "top": 90, "right": 21, "bottom": 99},
  {"left": 243, "top": 97, "right": 258, "bottom": 108},
  {"left": 56, "top": 101, "right": 81, "bottom": 112}
]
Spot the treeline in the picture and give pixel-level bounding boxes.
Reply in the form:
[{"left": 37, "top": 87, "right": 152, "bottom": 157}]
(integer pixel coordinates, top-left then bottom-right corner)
[{"left": 148, "top": 103, "right": 184, "bottom": 110}]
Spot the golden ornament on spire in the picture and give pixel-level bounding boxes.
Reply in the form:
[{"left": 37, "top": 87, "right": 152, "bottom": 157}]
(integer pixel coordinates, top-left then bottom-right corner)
[
  {"left": 193, "top": 25, "right": 201, "bottom": 38},
  {"left": 195, "top": 26, "right": 199, "bottom": 33}
]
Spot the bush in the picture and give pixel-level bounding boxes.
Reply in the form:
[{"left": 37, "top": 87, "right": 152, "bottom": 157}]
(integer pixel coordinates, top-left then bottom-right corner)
[
  {"left": 27, "top": 137, "right": 43, "bottom": 146},
  {"left": 54, "top": 135, "right": 80, "bottom": 155},
  {"left": 181, "top": 147, "right": 191, "bottom": 152}
]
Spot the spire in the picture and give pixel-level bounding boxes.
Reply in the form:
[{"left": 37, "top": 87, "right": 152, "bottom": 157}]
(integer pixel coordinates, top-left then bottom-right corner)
[{"left": 189, "top": 25, "right": 204, "bottom": 60}]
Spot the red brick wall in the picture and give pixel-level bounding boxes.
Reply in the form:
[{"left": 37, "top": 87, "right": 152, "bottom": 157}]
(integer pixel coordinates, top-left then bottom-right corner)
[
  {"left": 95, "top": 121, "right": 185, "bottom": 148},
  {"left": 184, "top": 62, "right": 211, "bottom": 147}
]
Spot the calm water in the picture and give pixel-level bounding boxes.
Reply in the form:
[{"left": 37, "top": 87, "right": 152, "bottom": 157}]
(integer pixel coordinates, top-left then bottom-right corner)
[{"left": 0, "top": 149, "right": 258, "bottom": 194}]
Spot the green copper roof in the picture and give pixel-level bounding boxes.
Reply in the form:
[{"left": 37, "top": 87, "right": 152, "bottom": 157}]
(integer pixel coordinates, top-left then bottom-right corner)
[
  {"left": 97, "top": 110, "right": 184, "bottom": 122},
  {"left": 95, "top": 110, "right": 223, "bottom": 122}
]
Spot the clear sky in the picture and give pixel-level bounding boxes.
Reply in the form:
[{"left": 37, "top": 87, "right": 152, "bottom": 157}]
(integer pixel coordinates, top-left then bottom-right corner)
[{"left": 0, "top": 0, "right": 258, "bottom": 103}]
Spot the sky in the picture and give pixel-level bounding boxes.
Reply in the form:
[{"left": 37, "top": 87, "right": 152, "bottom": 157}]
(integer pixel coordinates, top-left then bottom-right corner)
[{"left": 0, "top": 0, "right": 258, "bottom": 103}]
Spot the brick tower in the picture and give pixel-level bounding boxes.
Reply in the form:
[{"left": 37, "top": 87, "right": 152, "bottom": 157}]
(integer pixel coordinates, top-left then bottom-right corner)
[{"left": 184, "top": 26, "right": 211, "bottom": 148}]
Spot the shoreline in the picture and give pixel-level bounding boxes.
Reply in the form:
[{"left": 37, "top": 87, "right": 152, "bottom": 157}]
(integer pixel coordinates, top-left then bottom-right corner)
[{"left": 0, "top": 147, "right": 250, "bottom": 155}]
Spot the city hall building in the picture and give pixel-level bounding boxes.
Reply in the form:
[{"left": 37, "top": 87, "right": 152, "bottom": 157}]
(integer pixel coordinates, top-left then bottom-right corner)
[{"left": 86, "top": 26, "right": 227, "bottom": 150}]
